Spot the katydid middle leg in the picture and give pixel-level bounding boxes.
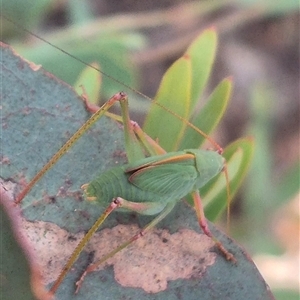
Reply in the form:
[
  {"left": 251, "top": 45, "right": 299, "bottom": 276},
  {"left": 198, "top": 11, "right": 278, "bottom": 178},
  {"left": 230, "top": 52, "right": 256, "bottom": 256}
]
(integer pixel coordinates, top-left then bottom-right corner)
[{"left": 15, "top": 92, "right": 128, "bottom": 204}]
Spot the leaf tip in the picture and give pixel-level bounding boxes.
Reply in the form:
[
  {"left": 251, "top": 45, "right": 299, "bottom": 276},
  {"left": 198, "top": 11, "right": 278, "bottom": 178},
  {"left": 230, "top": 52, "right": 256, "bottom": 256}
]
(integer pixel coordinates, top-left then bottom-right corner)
[
  {"left": 182, "top": 53, "right": 191, "bottom": 61},
  {"left": 226, "top": 76, "right": 234, "bottom": 82},
  {"left": 245, "top": 135, "right": 255, "bottom": 144},
  {"left": 206, "top": 25, "right": 217, "bottom": 33}
]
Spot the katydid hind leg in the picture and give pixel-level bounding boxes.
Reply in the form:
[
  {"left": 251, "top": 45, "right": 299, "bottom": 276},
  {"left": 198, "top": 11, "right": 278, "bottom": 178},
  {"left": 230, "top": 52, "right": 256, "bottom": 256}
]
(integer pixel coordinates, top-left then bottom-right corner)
[
  {"left": 51, "top": 196, "right": 174, "bottom": 294},
  {"left": 75, "top": 201, "right": 176, "bottom": 294},
  {"left": 49, "top": 197, "right": 122, "bottom": 294},
  {"left": 192, "top": 190, "right": 236, "bottom": 262},
  {"left": 14, "top": 92, "right": 127, "bottom": 205}
]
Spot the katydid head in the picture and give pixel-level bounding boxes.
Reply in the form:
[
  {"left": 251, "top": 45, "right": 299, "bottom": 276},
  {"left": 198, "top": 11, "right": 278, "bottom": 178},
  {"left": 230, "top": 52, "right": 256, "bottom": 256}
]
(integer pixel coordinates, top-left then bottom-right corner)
[
  {"left": 187, "top": 149, "right": 224, "bottom": 190},
  {"left": 188, "top": 148, "right": 231, "bottom": 232}
]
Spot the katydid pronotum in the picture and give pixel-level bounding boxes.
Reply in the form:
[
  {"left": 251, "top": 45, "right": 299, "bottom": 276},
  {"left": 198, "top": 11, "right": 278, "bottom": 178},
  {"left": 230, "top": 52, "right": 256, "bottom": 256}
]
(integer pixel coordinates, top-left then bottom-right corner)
[{"left": 4, "top": 18, "right": 238, "bottom": 296}]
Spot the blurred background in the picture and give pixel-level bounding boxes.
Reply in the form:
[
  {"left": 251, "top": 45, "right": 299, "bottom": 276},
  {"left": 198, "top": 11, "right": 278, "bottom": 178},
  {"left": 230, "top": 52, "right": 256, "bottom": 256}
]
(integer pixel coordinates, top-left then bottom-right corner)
[{"left": 2, "top": 1, "right": 299, "bottom": 299}]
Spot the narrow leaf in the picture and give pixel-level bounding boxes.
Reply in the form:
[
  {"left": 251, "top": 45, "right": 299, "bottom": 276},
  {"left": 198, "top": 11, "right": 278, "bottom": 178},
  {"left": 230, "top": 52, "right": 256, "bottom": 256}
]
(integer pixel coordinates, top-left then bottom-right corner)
[
  {"left": 143, "top": 56, "right": 192, "bottom": 151},
  {"left": 204, "top": 137, "right": 255, "bottom": 220},
  {"left": 180, "top": 77, "right": 232, "bottom": 149},
  {"left": 186, "top": 27, "right": 217, "bottom": 111}
]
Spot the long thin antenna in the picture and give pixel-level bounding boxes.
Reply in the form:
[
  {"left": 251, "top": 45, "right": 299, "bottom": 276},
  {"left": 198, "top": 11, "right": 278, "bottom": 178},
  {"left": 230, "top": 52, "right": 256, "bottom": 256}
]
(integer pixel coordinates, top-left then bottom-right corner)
[
  {"left": 3, "top": 16, "right": 223, "bottom": 153},
  {"left": 2, "top": 15, "right": 150, "bottom": 101}
]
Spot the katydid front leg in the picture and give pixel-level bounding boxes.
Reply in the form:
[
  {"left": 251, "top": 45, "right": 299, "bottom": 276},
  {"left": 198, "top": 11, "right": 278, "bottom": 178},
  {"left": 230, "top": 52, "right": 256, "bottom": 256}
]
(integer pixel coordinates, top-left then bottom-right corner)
[{"left": 14, "top": 92, "right": 129, "bottom": 204}]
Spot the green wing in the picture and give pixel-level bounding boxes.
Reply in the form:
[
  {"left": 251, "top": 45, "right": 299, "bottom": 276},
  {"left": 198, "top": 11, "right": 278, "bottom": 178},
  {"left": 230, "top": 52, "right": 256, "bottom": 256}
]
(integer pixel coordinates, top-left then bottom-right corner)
[
  {"left": 125, "top": 151, "right": 191, "bottom": 172},
  {"left": 128, "top": 164, "right": 198, "bottom": 198}
]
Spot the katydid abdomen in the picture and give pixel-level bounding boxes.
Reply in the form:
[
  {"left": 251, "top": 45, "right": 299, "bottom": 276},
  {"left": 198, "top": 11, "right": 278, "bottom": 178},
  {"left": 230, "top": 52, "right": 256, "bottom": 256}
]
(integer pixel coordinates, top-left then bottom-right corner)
[{"left": 84, "top": 149, "right": 224, "bottom": 216}]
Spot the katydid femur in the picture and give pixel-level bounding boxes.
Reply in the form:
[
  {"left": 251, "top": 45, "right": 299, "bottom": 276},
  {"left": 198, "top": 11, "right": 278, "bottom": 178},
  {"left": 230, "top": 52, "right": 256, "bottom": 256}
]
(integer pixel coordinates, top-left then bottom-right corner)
[{"left": 15, "top": 92, "right": 235, "bottom": 295}]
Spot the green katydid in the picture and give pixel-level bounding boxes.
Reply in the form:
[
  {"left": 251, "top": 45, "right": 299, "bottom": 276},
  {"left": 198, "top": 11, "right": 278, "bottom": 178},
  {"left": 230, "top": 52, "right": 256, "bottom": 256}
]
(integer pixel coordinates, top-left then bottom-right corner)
[
  {"left": 14, "top": 89, "right": 235, "bottom": 294},
  {"left": 13, "top": 89, "right": 236, "bottom": 296},
  {"left": 15, "top": 90, "right": 235, "bottom": 295},
  {"left": 5, "top": 18, "right": 240, "bottom": 296}
]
